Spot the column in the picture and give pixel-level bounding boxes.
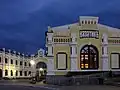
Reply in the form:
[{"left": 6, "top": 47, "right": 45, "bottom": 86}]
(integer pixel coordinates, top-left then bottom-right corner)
[
  {"left": 47, "top": 57, "right": 54, "bottom": 75},
  {"left": 70, "top": 33, "right": 77, "bottom": 71},
  {"left": 102, "top": 33, "right": 109, "bottom": 71}
]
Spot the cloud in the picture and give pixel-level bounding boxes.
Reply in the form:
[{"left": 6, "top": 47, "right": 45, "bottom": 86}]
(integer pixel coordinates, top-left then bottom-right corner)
[{"left": 0, "top": 0, "right": 120, "bottom": 54}]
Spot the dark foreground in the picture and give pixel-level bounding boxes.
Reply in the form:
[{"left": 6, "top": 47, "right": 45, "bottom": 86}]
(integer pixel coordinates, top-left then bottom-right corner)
[
  {"left": 0, "top": 80, "right": 120, "bottom": 90},
  {"left": 0, "top": 85, "right": 120, "bottom": 90},
  {"left": 0, "top": 85, "right": 54, "bottom": 90}
]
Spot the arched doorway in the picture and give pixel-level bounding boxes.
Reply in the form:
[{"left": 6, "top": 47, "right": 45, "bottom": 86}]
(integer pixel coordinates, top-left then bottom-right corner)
[
  {"left": 0, "top": 69, "right": 2, "bottom": 78},
  {"left": 80, "top": 44, "right": 99, "bottom": 69},
  {"left": 35, "top": 62, "right": 47, "bottom": 81}
]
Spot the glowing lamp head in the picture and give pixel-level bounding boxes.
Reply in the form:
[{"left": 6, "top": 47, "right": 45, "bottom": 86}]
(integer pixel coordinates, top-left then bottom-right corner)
[
  {"left": 30, "top": 60, "right": 35, "bottom": 65},
  {"left": 39, "top": 68, "right": 43, "bottom": 71}
]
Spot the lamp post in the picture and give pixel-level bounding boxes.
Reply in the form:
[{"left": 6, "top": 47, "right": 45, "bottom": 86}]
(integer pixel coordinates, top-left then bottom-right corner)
[{"left": 30, "top": 60, "right": 35, "bottom": 77}]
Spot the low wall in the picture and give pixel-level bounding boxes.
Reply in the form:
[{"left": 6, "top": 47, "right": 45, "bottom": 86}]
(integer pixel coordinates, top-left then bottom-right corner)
[{"left": 46, "top": 72, "right": 109, "bottom": 85}]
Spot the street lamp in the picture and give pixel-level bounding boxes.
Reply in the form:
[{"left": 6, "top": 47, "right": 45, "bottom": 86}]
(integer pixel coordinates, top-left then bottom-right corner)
[
  {"left": 39, "top": 68, "right": 43, "bottom": 71},
  {"left": 30, "top": 60, "right": 35, "bottom": 77},
  {"left": 30, "top": 60, "right": 35, "bottom": 66}
]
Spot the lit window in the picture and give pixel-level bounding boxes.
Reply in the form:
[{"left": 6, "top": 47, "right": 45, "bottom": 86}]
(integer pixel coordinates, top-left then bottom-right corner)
[
  {"left": 85, "top": 64, "right": 88, "bottom": 68},
  {"left": 81, "top": 64, "right": 84, "bottom": 68},
  {"left": 81, "top": 58, "right": 84, "bottom": 61},
  {"left": 85, "top": 55, "right": 88, "bottom": 59}
]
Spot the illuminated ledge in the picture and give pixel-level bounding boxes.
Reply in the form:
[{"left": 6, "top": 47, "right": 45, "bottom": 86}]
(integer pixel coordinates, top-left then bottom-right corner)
[{"left": 49, "top": 69, "right": 102, "bottom": 72}]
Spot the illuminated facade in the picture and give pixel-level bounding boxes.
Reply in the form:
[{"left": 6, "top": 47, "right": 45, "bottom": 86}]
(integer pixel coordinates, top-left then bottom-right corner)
[
  {"left": 45, "top": 16, "right": 120, "bottom": 77},
  {"left": 0, "top": 48, "right": 47, "bottom": 79}
]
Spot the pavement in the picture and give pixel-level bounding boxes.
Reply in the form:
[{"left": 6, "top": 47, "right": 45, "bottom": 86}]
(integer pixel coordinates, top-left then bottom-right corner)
[
  {"left": 0, "top": 79, "right": 60, "bottom": 90},
  {"left": 0, "top": 79, "right": 120, "bottom": 90}
]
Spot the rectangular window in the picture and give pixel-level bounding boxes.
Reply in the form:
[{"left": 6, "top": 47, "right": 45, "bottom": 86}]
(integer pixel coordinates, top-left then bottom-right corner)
[
  {"left": 24, "top": 71, "right": 27, "bottom": 76},
  {"left": 20, "top": 71, "right": 22, "bottom": 76},
  {"left": 16, "top": 60, "right": 18, "bottom": 65},
  {"left": 111, "top": 53, "right": 120, "bottom": 69},
  {"left": 25, "top": 62, "right": 27, "bottom": 66},
  {"left": 57, "top": 53, "right": 67, "bottom": 70},
  {"left": 0, "top": 57, "right": 1, "bottom": 63},
  {"left": 70, "top": 47, "right": 72, "bottom": 55},
  {"left": 29, "top": 63, "right": 31, "bottom": 67},
  {"left": 5, "top": 58, "right": 8, "bottom": 63}
]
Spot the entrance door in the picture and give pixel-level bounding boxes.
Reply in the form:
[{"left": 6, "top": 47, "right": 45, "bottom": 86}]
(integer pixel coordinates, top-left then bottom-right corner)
[
  {"left": 80, "top": 45, "right": 99, "bottom": 69},
  {"left": 0, "top": 69, "right": 2, "bottom": 78}
]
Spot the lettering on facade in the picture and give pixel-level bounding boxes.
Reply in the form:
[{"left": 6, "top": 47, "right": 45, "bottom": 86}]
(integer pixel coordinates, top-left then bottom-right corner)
[{"left": 80, "top": 30, "right": 99, "bottom": 39}]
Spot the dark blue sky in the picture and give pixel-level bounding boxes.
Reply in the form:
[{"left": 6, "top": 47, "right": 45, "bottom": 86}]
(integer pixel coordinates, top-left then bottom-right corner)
[{"left": 0, "top": 0, "right": 120, "bottom": 54}]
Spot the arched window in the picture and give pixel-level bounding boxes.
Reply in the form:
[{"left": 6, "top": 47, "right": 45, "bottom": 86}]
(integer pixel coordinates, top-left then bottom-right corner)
[
  {"left": 24, "top": 71, "right": 27, "bottom": 76},
  {"left": 28, "top": 71, "right": 31, "bottom": 76},
  {"left": 11, "top": 59, "right": 13, "bottom": 64},
  {"left": 80, "top": 45, "right": 99, "bottom": 69},
  {"left": 81, "top": 21, "right": 84, "bottom": 24},
  {"left": 85, "top": 21, "right": 87, "bottom": 24},
  {"left": 5, "top": 70, "right": 8, "bottom": 76},
  {"left": 91, "top": 21, "right": 93, "bottom": 24},
  {"left": 16, "top": 70, "right": 18, "bottom": 76},
  {"left": 11, "top": 70, "right": 13, "bottom": 76},
  {"left": 88, "top": 21, "right": 90, "bottom": 24}
]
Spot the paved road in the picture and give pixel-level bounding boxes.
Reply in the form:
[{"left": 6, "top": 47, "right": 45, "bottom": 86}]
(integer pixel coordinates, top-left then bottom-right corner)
[
  {"left": 0, "top": 80, "right": 120, "bottom": 90},
  {"left": 60, "top": 85, "right": 120, "bottom": 90},
  {"left": 0, "top": 85, "right": 57, "bottom": 90}
]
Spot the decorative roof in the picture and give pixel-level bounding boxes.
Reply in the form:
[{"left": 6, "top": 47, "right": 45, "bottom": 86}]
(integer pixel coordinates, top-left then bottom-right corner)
[{"left": 52, "top": 23, "right": 78, "bottom": 31}]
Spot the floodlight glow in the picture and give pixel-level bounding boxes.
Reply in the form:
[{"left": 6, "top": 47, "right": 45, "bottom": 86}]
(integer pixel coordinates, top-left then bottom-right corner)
[
  {"left": 39, "top": 68, "right": 43, "bottom": 71},
  {"left": 30, "top": 60, "right": 35, "bottom": 65}
]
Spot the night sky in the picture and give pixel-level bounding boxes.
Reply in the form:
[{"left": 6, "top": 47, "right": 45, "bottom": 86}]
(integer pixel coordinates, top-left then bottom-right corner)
[{"left": 0, "top": 0, "right": 120, "bottom": 54}]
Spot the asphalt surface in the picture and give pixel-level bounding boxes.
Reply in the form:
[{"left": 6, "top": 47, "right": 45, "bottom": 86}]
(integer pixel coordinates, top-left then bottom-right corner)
[
  {"left": 0, "top": 80, "right": 120, "bottom": 90},
  {"left": 60, "top": 85, "right": 120, "bottom": 90},
  {"left": 0, "top": 85, "right": 56, "bottom": 90}
]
